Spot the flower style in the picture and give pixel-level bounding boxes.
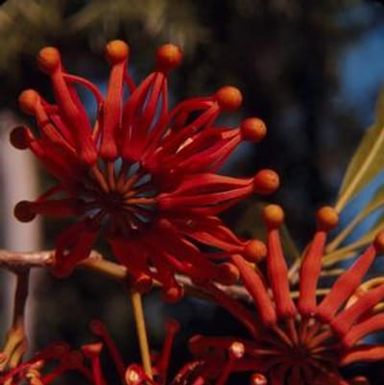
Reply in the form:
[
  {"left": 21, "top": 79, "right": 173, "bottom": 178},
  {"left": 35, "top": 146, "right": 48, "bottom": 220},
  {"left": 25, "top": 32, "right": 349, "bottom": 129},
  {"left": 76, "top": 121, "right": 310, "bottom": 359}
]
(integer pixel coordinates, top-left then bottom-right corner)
[
  {"left": 11, "top": 40, "right": 278, "bottom": 300},
  {"left": 190, "top": 205, "right": 384, "bottom": 385}
]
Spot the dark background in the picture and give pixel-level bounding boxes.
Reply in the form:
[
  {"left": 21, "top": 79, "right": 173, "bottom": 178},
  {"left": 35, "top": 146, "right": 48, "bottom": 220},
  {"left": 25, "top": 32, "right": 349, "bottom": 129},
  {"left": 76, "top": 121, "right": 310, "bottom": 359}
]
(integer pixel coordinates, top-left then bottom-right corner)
[{"left": 0, "top": 0, "right": 384, "bottom": 383}]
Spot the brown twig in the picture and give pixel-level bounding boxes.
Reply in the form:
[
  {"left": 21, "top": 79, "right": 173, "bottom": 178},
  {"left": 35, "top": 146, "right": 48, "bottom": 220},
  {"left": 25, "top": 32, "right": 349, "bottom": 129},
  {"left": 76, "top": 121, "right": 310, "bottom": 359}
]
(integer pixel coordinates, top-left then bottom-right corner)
[{"left": 0, "top": 249, "right": 254, "bottom": 303}]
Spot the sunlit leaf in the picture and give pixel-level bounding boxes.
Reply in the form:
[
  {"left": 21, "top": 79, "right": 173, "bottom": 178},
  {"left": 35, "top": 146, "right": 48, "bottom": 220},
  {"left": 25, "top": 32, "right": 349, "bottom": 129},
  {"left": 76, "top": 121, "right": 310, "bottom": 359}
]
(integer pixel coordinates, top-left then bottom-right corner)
[
  {"left": 361, "top": 184, "right": 384, "bottom": 218},
  {"left": 327, "top": 184, "right": 384, "bottom": 253},
  {"left": 324, "top": 212, "right": 384, "bottom": 266},
  {"left": 336, "top": 89, "right": 384, "bottom": 212}
]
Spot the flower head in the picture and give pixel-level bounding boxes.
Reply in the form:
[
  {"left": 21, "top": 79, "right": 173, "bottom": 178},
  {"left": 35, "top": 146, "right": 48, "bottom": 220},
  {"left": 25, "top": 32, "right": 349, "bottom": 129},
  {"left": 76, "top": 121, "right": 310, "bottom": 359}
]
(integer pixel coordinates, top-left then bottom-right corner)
[
  {"left": 12, "top": 41, "right": 278, "bottom": 299},
  {"left": 1, "top": 319, "right": 267, "bottom": 385},
  {"left": 0, "top": 319, "right": 206, "bottom": 385},
  {"left": 189, "top": 205, "right": 384, "bottom": 384}
]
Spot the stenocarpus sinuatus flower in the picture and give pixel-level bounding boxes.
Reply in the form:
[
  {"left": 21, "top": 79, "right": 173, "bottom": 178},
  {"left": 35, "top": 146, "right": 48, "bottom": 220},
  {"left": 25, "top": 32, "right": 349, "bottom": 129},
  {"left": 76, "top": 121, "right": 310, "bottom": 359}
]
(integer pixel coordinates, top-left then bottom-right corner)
[
  {"left": 11, "top": 40, "right": 278, "bottom": 300},
  {"left": 190, "top": 205, "right": 384, "bottom": 384},
  {"left": 0, "top": 319, "right": 264, "bottom": 385}
]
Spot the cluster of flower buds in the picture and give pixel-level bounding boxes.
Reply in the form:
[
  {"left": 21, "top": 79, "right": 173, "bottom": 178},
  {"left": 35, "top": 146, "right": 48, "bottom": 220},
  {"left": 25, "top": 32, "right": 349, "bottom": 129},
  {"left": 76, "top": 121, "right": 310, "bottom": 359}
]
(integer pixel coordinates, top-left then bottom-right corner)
[
  {"left": 190, "top": 205, "right": 384, "bottom": 384},
  {"left": 11, "top": 40, "right": 278, "bottom": 301}
]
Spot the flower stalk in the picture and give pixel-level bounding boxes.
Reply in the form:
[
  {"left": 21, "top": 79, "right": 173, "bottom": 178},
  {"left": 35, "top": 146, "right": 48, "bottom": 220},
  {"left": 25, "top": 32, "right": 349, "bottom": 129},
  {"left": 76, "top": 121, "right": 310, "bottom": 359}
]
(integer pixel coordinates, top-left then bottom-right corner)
[{"left": 130, "top": 290, "right": 153, "bottom": 379}]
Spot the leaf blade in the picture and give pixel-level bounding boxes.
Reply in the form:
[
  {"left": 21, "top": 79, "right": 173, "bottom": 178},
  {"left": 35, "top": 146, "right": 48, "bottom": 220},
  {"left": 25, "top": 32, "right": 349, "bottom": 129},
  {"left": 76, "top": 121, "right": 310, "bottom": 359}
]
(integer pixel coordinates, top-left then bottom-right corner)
[{"left": 336, "top": 89, "right": 384, "bottom": 212}]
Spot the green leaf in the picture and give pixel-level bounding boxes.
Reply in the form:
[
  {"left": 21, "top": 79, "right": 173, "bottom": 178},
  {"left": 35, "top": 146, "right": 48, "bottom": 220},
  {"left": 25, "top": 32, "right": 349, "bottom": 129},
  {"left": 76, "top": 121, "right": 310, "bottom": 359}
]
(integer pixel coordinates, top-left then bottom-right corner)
[
  {"left": 336, "top": 89, "right": 384, "bottom": 212},
  {"left": 324, "top": 212, "right": 384, "bottom": 266},
  {"left": 327, "top": 184, "right": 384, "bottom": 253},
  {"left": 362, "top": 184, "right": 384, "bottom": 218}
]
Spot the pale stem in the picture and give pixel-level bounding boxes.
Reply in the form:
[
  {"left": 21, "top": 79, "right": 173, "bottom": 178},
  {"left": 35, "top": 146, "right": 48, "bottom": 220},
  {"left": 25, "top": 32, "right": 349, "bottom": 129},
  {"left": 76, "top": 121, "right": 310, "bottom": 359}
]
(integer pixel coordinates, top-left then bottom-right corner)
[
  {"left": 130, "top": 290, "right": 153, "bottom": 379},
  {"left": 1, "top": 270, "right": 30, "bottom": 373},
  {"left": 0, "top": 249, "right": 332, "bottom": 305},
  {"left": 13, "top": 270, "right": 29, "bottom": 329}
]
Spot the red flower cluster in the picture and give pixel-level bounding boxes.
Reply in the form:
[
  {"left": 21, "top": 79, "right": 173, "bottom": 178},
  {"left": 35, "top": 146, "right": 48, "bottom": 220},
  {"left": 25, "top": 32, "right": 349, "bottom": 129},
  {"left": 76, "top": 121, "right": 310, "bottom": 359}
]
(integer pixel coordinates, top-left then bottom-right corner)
[
  {"left": 0, "top": 320, "right": 261, "bottom": 385},
  {"left": 11, "top": 41, "right": 278, "bottom": 300},
  {"left": 190, "top": 205, "right": 384, "bottom": 385},
  {"left": 0, "top": 319, "right": 177, "bottom": 385}
]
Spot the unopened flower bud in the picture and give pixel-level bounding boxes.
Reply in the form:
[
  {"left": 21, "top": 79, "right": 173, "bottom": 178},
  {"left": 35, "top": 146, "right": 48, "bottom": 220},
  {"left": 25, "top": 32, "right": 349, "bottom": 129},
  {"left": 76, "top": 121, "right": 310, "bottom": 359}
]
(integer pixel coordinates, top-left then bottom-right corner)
[
  {"left": 14, "top": 200, "right": 36, "bottom": 222},
  {"left": 105, "top": 40, "right": 129, "bottom": 64},
  {"left": 156, "top": 44, "right": 183, "bottom": 71},
  {"left": 241, "top": 118, "right": 267, "bottom": 142},
  {"left": 37, "top": 47, "right": 61, "bottom": 74},
  {"left": 316, "top": 206, "right": 339, "bottom": 231},
  {"left": 253, "top": 169, "right": 279, "bottom": 195},
  {"left": 263, "top": 204, "right": 284, "bottom": 229},
  {"left": 215, "top": 86, "right": 242, "bottom": 111},
  {"left": 19, "top": 89, "right": 39, "bottom": 115},
  {"left": 163, "top": 285, "right": 184, "bottom": 303},
  {"left": 10, "top": 126, "right": 29, "bottom": 150},
  {"left": 243, "top": 239, "right": 267, "bottom": 263}
]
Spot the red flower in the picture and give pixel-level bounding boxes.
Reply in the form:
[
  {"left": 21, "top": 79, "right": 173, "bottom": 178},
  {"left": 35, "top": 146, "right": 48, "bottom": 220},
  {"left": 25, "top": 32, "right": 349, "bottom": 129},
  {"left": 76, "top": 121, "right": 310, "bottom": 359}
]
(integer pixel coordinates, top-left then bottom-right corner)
[
  {"left": 1, "top": 319, "right": 263, "bottom": 385},
  {"left": 11, "top": 41, "right": 278, "bottom": 300},
  {"left": 190, "top": 205, "right": 384, "bottom": 384}
]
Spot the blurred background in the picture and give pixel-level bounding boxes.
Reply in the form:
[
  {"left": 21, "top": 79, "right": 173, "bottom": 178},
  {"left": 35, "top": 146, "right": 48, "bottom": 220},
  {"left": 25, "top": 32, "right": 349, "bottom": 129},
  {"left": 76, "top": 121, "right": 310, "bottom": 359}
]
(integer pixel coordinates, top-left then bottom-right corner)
[{"left": 0, "top": 0, "right": 384, "bottom": 383}]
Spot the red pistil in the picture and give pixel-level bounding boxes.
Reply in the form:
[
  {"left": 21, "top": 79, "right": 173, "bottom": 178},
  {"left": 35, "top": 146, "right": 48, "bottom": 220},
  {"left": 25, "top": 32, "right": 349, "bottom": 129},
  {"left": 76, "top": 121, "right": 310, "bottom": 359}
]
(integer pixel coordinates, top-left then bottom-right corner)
[
  {"left": 81, "top": 343, "right": 107, "bottom": 385},
  {"left": 90, "top": 320, "right": 126, "bottom": 380},
  {"left": 298, "top": 207, "right": 339, "bottom": 316},
  {"left": 263, "top": 205, "right": 296, "bottom": 319},
  {"left": 155, "top": 320, "right": 180, "bottom": 382},
  {"left": 231, "top": 254, "right": 277, "bottom": 327},
  {"left": 317, "top": 241, "right": 380, "bottom": 323}
]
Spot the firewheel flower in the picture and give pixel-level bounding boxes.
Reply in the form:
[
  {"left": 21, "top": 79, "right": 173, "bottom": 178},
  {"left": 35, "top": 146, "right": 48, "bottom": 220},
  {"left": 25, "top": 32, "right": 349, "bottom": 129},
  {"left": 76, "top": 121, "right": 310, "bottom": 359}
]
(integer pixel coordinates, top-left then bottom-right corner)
[
  {"left": 0, "top": 319, "right": 207, "bottom": 385},
  {"left": 11, "top": 40, "right": 278, "bottom": 300},
  {"left": 0, "top": 318, "right": 267, "bottom": 385},
  {"left": 190, "top": 205, "right": 384, "bottom": 384}
]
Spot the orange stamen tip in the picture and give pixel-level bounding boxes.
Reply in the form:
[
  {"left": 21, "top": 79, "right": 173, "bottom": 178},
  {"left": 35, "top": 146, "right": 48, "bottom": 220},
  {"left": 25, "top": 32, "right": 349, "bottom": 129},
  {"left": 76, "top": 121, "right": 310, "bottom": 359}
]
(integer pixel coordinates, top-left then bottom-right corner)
[
  {"left": 37, "top": 47, "right": 60, "bottom": 74},
  {"left": 81, "top": 343, "right": 103, "bottom": 357},
  {"left": 241, "top": 117, "right": 267, "bottom": 142},
  {"left": 217, "top": 262, "right": 240, "bottom": 285},
  {"left": 14, "top": 200, "right": 36, "bottom": 222},
  {"left": 316, "top": 206, "right": 339, "bottom": 231},
  {"left": 374, "top": 231, "right": 384, "bottom": 253},
  {"left": 18, "top": 89, "right": 39, "bottom": 115},
  {"left": 229, "top": 341, "right": 244, "bottom": 359},
  {"left": 163, "top": 286, "right": 184, "bottom": 303},
  {"left": 253, "top": 169, "right": 280, "bottom": 195},
  {"left": 10, "top": 126, "right": 29, "bottom": 150},
  {"left": 105, "top": 40, "right": 129, "bottom": 64},
  {"left": 243, "top": 239, "right": 267, "bottom": 263},
  {"left": 263, "top": 204, "right": 284, "bottom": 228},
  {"left": 215, "top": 86, "right": 242, "bottom": 111},
  {"left": 156, "top": 43, "right": 183, "bottom": 71},
  {"left": 250, "top": 373, "right": 267, "bottom": 385}
]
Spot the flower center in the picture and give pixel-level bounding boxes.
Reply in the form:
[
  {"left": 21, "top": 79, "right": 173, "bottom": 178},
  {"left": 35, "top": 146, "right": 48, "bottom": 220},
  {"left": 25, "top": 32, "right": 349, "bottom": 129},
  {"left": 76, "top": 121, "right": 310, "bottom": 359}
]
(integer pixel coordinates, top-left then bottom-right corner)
[
  {"left": 260, "top": 318, "right": 341, "bottom": 381},
  {"left": 79, "top": 160, "right": 158, "bottom": 235}
]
